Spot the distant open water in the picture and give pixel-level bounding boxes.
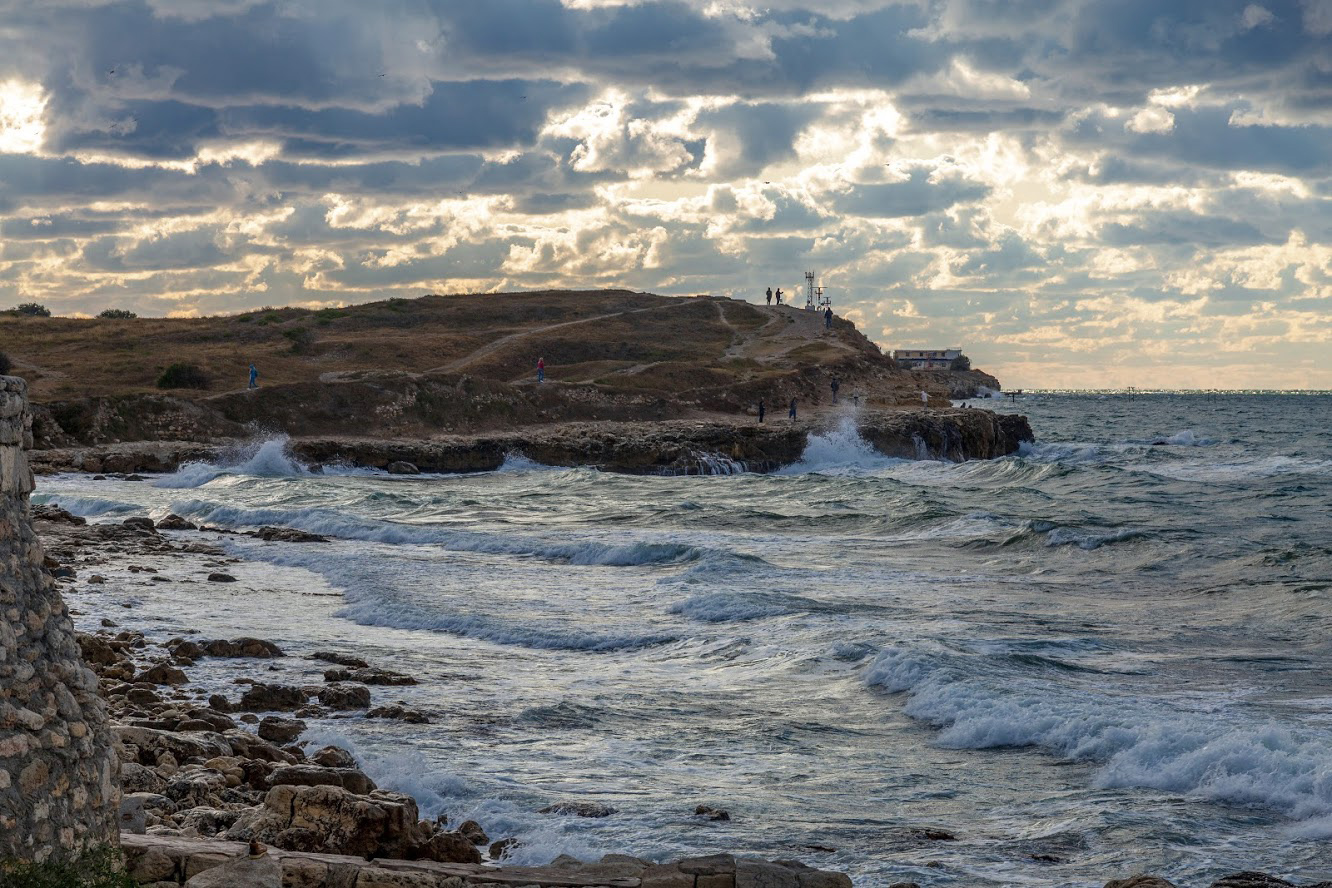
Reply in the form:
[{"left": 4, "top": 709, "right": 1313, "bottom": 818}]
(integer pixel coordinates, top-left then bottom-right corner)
[{"left": 37, "top": 393, "right": 1332, "bottom": 887}]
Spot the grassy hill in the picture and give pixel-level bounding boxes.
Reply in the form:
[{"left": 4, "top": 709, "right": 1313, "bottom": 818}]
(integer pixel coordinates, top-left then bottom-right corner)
[{"left": 4, "top": 290, "right": 986, "bottom": 445}]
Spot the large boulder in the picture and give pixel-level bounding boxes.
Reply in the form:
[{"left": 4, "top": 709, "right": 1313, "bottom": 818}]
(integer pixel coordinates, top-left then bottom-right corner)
[
  {"left": 266, "top": 765, "right": 377, "bottom": 795},
  {"left": 202, "top": 638, "right": 285, "bottom": 658},
  {"left": 239, "top": 683, "right": 308, "bottom": 712},
  {"left": 227, "top": 785, "right": 429, "bottom": 859},
  {"left": 317, "top": 684, "right": 371, "bottom": 710}
]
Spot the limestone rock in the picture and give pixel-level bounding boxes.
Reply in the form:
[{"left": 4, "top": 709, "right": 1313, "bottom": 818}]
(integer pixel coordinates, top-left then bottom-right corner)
[
  {"left": 311, "top": 746, "right": 356, "bottom": 769},
  {"left": 386, "top": 461, "right": 420, "bottom": 475},
  {"left": 228, "top": 784, "right": 429, "bottom": 859},
  {"left": 310, "top": 651, "right": 369, "bottom": 668},
  {"left": 184, "top": 848, "right": 282, "bottom": 888},
  {"left": 158, "top": 514, "right": 198, "bottom": 530},
  {"left": 1209, "top": 876, "right": 1295, "bottom": 888},
  {"left": 257, "top": 716, "right": 306, "bottom": 744},
  {"left": 266, "top": 764, "right": 377, "bottom": 795}
]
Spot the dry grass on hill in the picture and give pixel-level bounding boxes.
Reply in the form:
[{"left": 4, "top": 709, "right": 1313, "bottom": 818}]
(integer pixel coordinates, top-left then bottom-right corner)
[{"left": 3, "top": 290, "right": 884, "bottom": 404}]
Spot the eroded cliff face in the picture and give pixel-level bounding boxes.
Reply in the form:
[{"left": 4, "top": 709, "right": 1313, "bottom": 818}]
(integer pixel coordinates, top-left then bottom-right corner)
[{"left": 0, "top": 376, "right": 119, "bottom": 860}]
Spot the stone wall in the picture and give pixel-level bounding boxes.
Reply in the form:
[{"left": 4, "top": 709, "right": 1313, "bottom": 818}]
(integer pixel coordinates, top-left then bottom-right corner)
[{"left": 0, "top": 375, "right": 119, "bottom": 860}]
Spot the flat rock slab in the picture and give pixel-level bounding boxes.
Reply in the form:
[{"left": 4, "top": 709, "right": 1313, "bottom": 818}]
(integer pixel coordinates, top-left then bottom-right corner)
[{"left": 121, "top": 834, "right": 852, "bottom": 888}]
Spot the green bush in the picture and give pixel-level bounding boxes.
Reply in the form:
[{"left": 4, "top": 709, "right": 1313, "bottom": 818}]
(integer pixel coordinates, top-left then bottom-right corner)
[
  {"left": 0, "top": 352, "right": 10, "bottom": 375},
  {"left": 283, "top": 326, "right": 315, "bottom": 354},
  {"left": 97, "top": 309, "right": 137, "bottom": 319},
  {"left": 11, "top": 302, "right": 50, "bottom": 317},
  {"left": 0, "top": 847, "right": 136, "bottom": 888},
  {"left": 157, "top": 362, "right": 210, "bottom": 390},
  {"left": 950, "top": 355, "right": 971, "bottom": 371}
]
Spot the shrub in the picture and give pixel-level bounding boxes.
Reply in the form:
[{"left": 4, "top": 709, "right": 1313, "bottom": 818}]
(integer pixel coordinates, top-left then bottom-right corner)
[
  {"left": 0, "top": 351, "right": 10, "bottom": 374},
  {"left": 97, "top": 308, "right": 137, "bottom": 319},
  {"left": 283, "top": 326, "right": 315, "bottom": 354},
  {"left": 157, "top": 362, "right": 210, "bottom": 390},
  {"left": 11, "top": 302, "right": 50, "bottom": 317},
  {"left": 0, "top": 847, "right": 137, "bottom": 888},
  {"left": 950, "top": 355, "right": 972, "bottom": 371}
]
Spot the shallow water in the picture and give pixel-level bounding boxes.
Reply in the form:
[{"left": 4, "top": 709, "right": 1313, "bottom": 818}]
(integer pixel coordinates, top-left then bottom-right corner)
[{"left": 37, "top": 393, "right": 1332, "bottom": 886}]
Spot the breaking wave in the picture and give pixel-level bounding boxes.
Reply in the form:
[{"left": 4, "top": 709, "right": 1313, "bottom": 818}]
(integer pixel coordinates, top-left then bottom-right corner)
[
  {"left": 153, "top": 437, "right": 310, "bottom": 488},
  {"left": 864, "top": 646, "right": 1332, "bottom": 824}
]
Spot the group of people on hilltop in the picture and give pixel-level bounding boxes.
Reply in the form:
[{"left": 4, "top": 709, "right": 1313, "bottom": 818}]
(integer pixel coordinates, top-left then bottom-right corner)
[{"left": 765, "top": 286, "right": 783, "bottom": 305}]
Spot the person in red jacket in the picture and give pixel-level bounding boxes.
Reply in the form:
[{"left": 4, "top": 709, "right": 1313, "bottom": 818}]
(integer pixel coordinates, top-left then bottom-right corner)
[{"left": 537, "top": 357, "right": 545, "bottom": 383}]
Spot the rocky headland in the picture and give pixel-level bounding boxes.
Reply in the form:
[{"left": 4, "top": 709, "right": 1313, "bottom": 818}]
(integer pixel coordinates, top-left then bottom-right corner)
[{"left": 8, "top": 290, "right": 1030, "bottom": 480}]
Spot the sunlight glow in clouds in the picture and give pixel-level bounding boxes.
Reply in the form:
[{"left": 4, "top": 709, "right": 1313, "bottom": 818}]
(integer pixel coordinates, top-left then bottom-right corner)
[
  {"left": 0, "top": 0, "right": 1329, "bottom": 389},
  {"left": 0, "top": 80, "right": 45, "bottom": 153}
]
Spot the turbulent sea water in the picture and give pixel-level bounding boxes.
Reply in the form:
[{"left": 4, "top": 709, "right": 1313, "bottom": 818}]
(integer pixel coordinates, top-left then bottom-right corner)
[{"left": 36, "top": 393, "right": 1332, "bottom": 887}]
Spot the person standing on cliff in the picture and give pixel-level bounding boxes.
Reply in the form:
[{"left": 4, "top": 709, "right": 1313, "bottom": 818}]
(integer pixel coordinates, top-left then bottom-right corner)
[
  {"left": 537, "top": 357, "right": 545, "bottom": 383},
  {"left": 775, "top": 287, "right": 783, "bottom": 305},
  {"left": 830, "top": 377, "right": 840, "bottom": 403},
  {"left": 788, "top": 398, "right": 797, "bottom": 421},
  {"left": 920, "top": 390, "right": 929, "bottom": 408},
  {"left": 824, "top": 306, "right": 833, "bottom": 329},
  {"left": 758, "top": 399, "right": 766, "bottom": 423},
  {"left": 248, "top": 363, "right": 258, "bottom": 389},
  {"left": 766, "top": 287, "right": 772, "bottom": 306}
]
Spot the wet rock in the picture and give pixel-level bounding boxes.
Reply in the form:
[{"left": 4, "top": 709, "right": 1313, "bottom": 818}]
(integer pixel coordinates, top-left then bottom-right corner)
[
  {"left": 32, "top": 504, "right": 87, "bottom": 525},
  {"left": 310, "top": 745, "right": 356, "bottom": 769},
  {"left": 1106, "top": 877, "right": 1178, "bottom": 888},
  {"left": 489, "top": 837, "right": 519, "bottom": 860},
  {"left": 457, "top": 819, "right": 488, "bottom": 845},
  {"left": 207, "top": 694, "right": 233, "bottom": 713},
  {"left": 138, "top": 663, "right": 189, "bottom": 686},
  {"left": 909, "top": 828, "right": 957, "bottom": 842},
  {"left": 1209, "top": 876, "right": 1295, "bottom": 888},
  {"left": 365, "top": 704, "right": 431, "bottom": 724},
  {"left": 386, "top": 461, "right": 420, "bottom": 475},
  {"left": 239, "top": 683, "right": 309, "bottom": 712},
  {"left": 207, "top": 572, "right": 237, "bottom": 583},
  {"left": 310, "top": 651, "right": 368, "bottom": 668},
  {"left": 317, "top": 684, "right": 371, "bottom": 710},
  {"left": 539, "top": 801, "right": 617, "bottom": 818},
  {"left": 223, "top": 729, "right": 298, "bottom": 764},
  {"left": 158, "top": 514, "right": 198, "bottom": 530},
  {"left": 266, "top": 764, "right": 376, "bottom": 795},
  {"left": 322, "top": 666, "right": 416, "bottom": 685},
  {"left": 202, "top": 637, "right": 285, "bottom": 658},
  {"left": 695, "top": 805, "right": 730, "bottom": 821},
  {"left": 412, "top": 830, "right": 483, "bottom": 865},
  {"left": 170, "top": 639, "right": 206, "bottom": 661},
  {"left": 257, "top": 716, "right": 306, "bottom": 744},
  {"left": 123, "top": 516, "right": 157, "bottom": 531},
  {"left": 255, "top": 526, "right": 328, "bottom": 543}
]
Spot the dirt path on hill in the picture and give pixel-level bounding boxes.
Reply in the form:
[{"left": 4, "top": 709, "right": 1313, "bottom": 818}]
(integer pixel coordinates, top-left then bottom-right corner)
[{"left": 431, "top": 301, "right": 690, "bottom": 375}]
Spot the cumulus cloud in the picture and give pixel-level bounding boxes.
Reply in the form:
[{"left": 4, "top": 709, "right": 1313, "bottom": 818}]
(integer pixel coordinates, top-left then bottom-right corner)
[{"left": 0, "top": 0, "right": 1328, "bottom": 387}]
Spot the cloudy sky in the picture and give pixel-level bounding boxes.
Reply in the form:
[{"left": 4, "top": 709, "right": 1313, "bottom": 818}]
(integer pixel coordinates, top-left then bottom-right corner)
[{"left": 1, "top": 0, "right": 1329, "bottom": 389}]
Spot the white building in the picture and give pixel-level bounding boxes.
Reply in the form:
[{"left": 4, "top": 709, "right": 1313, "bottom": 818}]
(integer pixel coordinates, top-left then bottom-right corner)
[{"left": 893, "top": 348, "right": 962, "bottom": 369}]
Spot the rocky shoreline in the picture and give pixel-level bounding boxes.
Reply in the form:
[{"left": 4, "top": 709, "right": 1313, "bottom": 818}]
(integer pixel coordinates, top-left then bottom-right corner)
[
  {"left": 34, "top": 504, "right": 853, "bottom": 888},
  {"left": 29, "top": 410, "right": 1034, "bottom": 477}
]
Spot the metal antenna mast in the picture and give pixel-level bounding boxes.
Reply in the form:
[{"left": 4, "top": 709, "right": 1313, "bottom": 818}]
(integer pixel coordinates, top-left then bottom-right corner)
[{"left": 805, "top": 271, "right": 830, "bottom": 310}]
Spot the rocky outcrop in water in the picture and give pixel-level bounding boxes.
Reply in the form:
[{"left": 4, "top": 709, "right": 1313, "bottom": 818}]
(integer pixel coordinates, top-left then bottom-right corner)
[
  {"left": 30, "top": 410, "right": 1034, "bottom": 477},
  {"left": 0, "top": 376, "right": 120, "bottom": 861}
]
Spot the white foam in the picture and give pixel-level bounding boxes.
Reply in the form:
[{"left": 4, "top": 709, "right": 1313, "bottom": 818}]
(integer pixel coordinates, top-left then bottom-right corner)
[
  {"left": 864, "top": 647, "right": 1332, "bottom": 824},
  {"left": 154, "top": 437, "right": 309, "bottom": 488},
  {"left": 496, "top": 452, "right": 554, "bottom": 473},
  {"left": 32, "top": 494, "right": 138, "bottom": 516},
  {"left": 780, "top": 417, "right": 902, "bottom": 475}
]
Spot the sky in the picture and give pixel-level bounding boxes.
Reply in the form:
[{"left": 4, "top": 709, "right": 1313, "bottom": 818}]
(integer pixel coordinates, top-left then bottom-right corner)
[{"left": 0, "top": 1, "right": 1329, "bottom": 390}]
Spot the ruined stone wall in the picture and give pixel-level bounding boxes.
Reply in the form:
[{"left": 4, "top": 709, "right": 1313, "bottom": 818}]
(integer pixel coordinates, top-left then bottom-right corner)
[{"left": 0, "top": 376, "right": 119, "bottom": 860}]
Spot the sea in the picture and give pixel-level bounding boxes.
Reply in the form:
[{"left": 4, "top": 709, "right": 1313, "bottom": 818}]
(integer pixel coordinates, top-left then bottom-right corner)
[{"left": 34, "top": 392, "right": 1332, "bottom": 887}]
